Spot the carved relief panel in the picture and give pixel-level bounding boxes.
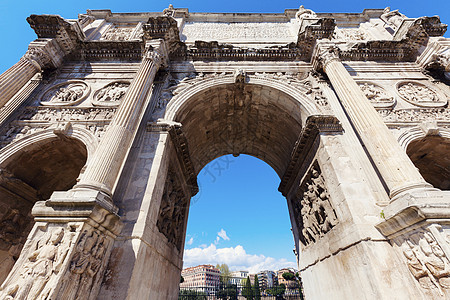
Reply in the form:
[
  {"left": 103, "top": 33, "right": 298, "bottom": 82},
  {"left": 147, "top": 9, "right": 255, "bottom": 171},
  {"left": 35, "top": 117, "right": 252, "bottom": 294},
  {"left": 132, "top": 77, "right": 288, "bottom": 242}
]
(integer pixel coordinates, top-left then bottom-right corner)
[
  {"left": 396, "top": 81, "right": 447, "bottom": 108},
  {"left": 358, "top": 82, "right": 395, "bottom": 108},
  {"left": 392, "top": 224, "right": 450, "bottom": 297},
  {"left": 291, "top": 161, "right": 338, "bottom": 247},
  {"left": 92, "top": 81, "right": 129, "bottom": 107},
  {"left": 40, "top": 81, "right": 90, "bottom": 106},
  {"left": 157, "top": 169, "right": 189, "bottom": 251},
  {"left": 0, "top": 222, "right": 114, "bottom": 300}
]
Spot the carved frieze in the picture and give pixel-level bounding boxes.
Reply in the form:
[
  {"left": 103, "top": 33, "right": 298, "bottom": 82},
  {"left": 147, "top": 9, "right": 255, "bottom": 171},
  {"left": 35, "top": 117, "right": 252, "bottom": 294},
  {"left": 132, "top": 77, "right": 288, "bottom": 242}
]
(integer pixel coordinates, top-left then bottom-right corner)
[
  {"left": 40, "top": 81, "right": 90, "bottom": 106},
  {"left": 358, "top": 82, "right": 395, "bottom": 108},
  {"left": 396, "top": 81, "right": 447, "bottom": 107},
  {"left": 92, "top": 81, "right": 129, "bottom": 107},
  {"left": 157, "top": 169, "right": 188, "bottom": 251},
  {"left": 291, "top": 162, "right": 338, "bottom": 247},
  {"left": 0, "top": 107, "right": 115, "bottom": 147},
  {"left": 379, "top": 108, "right": 450, "bottom": 122}
]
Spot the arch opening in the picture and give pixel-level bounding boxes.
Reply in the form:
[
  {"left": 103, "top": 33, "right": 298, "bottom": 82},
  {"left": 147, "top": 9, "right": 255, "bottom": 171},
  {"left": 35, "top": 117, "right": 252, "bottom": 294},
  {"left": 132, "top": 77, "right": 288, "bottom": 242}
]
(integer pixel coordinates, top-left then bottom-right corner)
[
  {"left": 0, "top": 137, "right": 87, "bottom": 283},
  {"left": 181, "top": 154, "right": 297, "bottom": 291},
  {"left": 173, "top": 83, "right": 304, "bottom": 177},
  {"left": 406, "top": 135, "right": 450, "bottom": 190}
]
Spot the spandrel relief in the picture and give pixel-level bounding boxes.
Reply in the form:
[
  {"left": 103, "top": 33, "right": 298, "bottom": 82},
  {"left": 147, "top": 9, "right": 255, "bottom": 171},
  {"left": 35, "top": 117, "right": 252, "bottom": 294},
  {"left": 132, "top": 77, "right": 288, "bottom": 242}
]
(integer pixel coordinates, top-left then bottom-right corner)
[
  {"left": 291, "top": 161, "right": 338, "bottom": 247},
  {"left": 396, "top": 81, "right": 447, "bottom": 108},
  {"left": 40, "top": 81, "right": 90, "bottom": 106},
  {"left": 92, "top": 82, "right": 129, "bottom": 107}
]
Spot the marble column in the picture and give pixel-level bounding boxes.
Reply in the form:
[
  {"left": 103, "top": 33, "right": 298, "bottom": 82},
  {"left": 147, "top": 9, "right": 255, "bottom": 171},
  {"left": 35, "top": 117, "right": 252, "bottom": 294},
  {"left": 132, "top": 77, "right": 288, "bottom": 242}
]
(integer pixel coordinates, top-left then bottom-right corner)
[
  {"left": 318, "top": 47, "right": 432, "bottom": 199},
  {"left": 75, "top": 39, "right": 168, "bottom": 197},
  {"left": 0, "top": 39, "right": 60, "bottom": 108}
]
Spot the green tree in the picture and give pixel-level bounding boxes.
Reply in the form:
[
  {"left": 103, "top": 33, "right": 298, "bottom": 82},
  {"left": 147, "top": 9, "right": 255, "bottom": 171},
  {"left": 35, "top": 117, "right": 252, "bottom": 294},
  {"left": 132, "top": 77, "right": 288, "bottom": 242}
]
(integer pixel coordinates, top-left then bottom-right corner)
[
  {"left": 217, "top": 283, "right": 237, "bottom": 300},
  {"left": 242, "top": 276, "right": 253, "bottom": 300},
  {"left": 216, "top": 264, "right": 231, "bottom": 284},
  {"left": 267, "top": 284, "right": 286, "bottom": 300},
  {"left": 282, "top": 272, "right": 295, "bottom": 281},
  {"left": 253, "top": 275, "right": 261, "bottom": 300}
]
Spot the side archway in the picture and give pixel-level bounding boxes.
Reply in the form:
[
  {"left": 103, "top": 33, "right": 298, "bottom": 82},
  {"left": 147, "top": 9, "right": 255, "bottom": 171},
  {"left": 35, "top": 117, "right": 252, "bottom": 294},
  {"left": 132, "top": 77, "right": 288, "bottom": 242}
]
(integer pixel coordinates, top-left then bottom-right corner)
[
  {"left": 398, "top": 127, "right": 450, "bottom": 190},
  {"left": 0, "top": 126, "right": 92, "bottom": 284}
]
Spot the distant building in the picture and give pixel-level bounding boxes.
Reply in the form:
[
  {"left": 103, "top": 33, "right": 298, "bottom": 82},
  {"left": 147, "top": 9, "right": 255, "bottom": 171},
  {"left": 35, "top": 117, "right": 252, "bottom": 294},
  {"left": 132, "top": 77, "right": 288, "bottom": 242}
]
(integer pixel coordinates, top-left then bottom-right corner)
[
  {"left": 277, "top": 268, "right": 299, "bottom": 295},
  {"left": 230, "top": 270, "right": 248, "bottom": 286},
  {"left": 257, "top": 270, "right": 277, "bottom": 289},
  {"left": 180, "top": 264, "right": 220, "bottom": 294}
]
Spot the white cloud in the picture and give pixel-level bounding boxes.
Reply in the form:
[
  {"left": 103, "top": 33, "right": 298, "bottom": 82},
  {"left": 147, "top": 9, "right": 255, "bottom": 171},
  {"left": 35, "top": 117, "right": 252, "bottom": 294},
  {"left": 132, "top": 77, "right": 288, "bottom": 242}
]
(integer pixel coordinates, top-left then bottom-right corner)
[
  {"left": 217, "top": 229, "right": 230, "bottom": 241},
  {"left": 186, "top": 237, "right": 194, "bottom": 245},
  {"left": 183, "top": 244, "right": 296, "bottom": 274}
]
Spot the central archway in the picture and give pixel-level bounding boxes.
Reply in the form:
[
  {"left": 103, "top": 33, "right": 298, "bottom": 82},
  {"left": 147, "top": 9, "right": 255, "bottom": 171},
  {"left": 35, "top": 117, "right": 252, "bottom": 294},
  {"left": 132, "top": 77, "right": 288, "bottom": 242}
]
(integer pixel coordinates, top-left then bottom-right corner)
[{"left": 150, "top": 76, "right": 324, "bottom": 299}]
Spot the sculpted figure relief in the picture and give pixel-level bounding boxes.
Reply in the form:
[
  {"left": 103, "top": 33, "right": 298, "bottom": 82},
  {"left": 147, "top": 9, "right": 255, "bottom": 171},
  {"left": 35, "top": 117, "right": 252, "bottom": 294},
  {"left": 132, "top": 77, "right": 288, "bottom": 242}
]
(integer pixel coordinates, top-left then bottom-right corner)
[
  {"left": 157, "top": 170, "right": 188, "bottom": 251},
  {"left": 292, "top": 162, "right": 338, "bottom": 246},
  {"left": 58, "top": 229, "right": 107, "bottom": 300},
  {"left": 41, "top": 81, "right": 89, "bottom": 105},
  {"left": 101, "top": 26, "right": 134, "bottom": 41},
  {"left": 401, "top": 230, "right": 450, "bottom": 294},
  {"left": 381, "top": 7, "right": 407, "bottom": 30},
  {"left": 397, "top": 82, "right": 440, "bottom": 104},
  {"left": 94, "top": 82, "right": 129, "bottom": 104},
  {"left": 358, "top": 83, "right": 394, "bottom": 107},
  {"left": 0, "top": 227, "right": 74, "bottom": 300},
  {"left": 296, "top": 5, "right": 317, "bottom": 21}
]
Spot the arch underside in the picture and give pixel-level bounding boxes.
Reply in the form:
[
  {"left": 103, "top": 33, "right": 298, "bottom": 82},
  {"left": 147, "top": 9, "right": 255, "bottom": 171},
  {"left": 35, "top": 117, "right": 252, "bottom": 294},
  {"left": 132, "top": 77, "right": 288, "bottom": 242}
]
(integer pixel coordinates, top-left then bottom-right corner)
[{"left": 173, "top": 83, "right": 304, "bottom": 177}]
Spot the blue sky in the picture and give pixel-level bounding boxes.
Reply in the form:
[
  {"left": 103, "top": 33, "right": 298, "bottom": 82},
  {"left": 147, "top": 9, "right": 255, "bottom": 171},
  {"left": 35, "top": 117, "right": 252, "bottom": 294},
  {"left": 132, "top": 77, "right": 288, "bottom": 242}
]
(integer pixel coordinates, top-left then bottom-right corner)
[{"left": 1, "top": 0, "right": 449, "bottom": 273}]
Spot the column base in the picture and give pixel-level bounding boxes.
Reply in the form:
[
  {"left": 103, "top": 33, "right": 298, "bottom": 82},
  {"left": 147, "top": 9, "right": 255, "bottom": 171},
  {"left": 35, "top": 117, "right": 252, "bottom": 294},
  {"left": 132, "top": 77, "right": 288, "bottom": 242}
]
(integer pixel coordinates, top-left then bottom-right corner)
[{"left": 376, "top": 189, "right": 450, "bottom": 238}]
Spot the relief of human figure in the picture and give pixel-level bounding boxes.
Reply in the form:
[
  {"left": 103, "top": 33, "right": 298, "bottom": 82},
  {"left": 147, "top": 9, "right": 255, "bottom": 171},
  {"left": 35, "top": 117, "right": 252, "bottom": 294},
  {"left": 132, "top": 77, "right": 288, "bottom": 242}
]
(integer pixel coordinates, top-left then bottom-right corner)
[
  {"left": 3, "top": 228, "right": 68, "bottom": 300},
  {"left": 380, "top": 7, "right": 406, "bottom": 30},
  {"left": 59, "top": 230, "right": 99, "bottom": 300},
  {"left": 420, "top": 233, "right": 450, "bottom": 289},
  {"left": 75, "top": 235, "right": 106, "bottom": 300}
]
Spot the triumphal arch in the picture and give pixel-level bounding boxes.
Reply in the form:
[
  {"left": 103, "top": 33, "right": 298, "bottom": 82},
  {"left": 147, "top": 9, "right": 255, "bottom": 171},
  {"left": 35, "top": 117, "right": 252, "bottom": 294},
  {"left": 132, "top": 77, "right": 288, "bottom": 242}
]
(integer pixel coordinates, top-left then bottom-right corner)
[{"left": 0, "top": 4, "right": 450, "bottom": 299}]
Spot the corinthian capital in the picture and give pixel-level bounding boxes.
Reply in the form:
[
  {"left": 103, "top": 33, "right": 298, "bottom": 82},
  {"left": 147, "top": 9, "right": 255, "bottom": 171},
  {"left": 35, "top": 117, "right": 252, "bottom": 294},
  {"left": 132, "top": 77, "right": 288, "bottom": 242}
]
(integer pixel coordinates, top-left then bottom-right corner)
[
  {"left": 144, "top": 39, "right": 168, "bottom": 68},
  {"left": 21, "top": 47, "right": 52, "bottom": 71},
  {"left": 313, "top": 45, "right": 341, "bottom": 71}
]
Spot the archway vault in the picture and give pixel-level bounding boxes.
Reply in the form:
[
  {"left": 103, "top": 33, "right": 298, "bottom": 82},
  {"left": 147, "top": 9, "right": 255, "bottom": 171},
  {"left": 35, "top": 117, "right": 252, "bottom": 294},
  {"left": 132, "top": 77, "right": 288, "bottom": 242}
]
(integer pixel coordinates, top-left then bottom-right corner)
[{"left": 165, "top": 77, "right": 317, "bottom": 178}]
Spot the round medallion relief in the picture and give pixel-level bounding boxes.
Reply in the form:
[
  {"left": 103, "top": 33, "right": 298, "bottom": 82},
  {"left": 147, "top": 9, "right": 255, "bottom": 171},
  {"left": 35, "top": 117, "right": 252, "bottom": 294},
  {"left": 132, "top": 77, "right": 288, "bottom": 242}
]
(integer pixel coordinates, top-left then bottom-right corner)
[
  {"left": 396, "top": 81, "right": 447, "bottom": 108},
  {"left": 92, "top": 81, "right": 130, "bottom": 107},
  {"left": 358, "top": 82, "right": 395, "bottom": 108},
  {"left": 40, "top": 81, "right": 89, "bottom": 106}
]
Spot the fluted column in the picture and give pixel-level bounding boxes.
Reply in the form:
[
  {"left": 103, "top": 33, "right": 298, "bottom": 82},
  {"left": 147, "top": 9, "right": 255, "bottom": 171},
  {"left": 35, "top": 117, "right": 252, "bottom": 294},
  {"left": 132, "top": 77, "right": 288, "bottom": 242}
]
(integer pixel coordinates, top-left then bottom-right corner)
[
  {"left": 317, "top": 47, "right": 432, "bottom": 200},
  {"left": 75, "top": 39, "right": 168, "bottom": 197},
  {"left": 0, "top": 39, "right": 59, "bottom": 108}
]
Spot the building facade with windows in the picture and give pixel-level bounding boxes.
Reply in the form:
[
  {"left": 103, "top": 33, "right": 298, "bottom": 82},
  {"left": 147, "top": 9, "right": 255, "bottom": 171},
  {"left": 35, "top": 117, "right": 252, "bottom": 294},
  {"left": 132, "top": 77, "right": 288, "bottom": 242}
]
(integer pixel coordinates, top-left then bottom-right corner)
[{"left": 180, "top": 264, "right": 220, "bottom": 293}]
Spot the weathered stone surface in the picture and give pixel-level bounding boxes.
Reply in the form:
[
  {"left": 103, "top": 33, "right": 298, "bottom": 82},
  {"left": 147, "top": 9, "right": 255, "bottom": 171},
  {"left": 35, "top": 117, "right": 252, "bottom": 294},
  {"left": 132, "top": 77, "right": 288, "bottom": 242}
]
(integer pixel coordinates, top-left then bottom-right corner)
[{"left": 0, "top": 5, "right": 449, "bottom": 300}]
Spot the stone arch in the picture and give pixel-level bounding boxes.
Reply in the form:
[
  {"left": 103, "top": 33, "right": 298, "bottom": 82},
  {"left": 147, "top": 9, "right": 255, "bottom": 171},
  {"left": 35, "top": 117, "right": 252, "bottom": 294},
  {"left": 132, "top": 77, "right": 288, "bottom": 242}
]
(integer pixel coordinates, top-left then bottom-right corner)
[
  {"left": 398, "top": 126, "right": 450, "bottom": 190},
  {"left": 0, "top": 126, "right": 91, "bottom": 284},
  {"left": 164, "top": 74, "right": 319, "bottom": 176}
]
